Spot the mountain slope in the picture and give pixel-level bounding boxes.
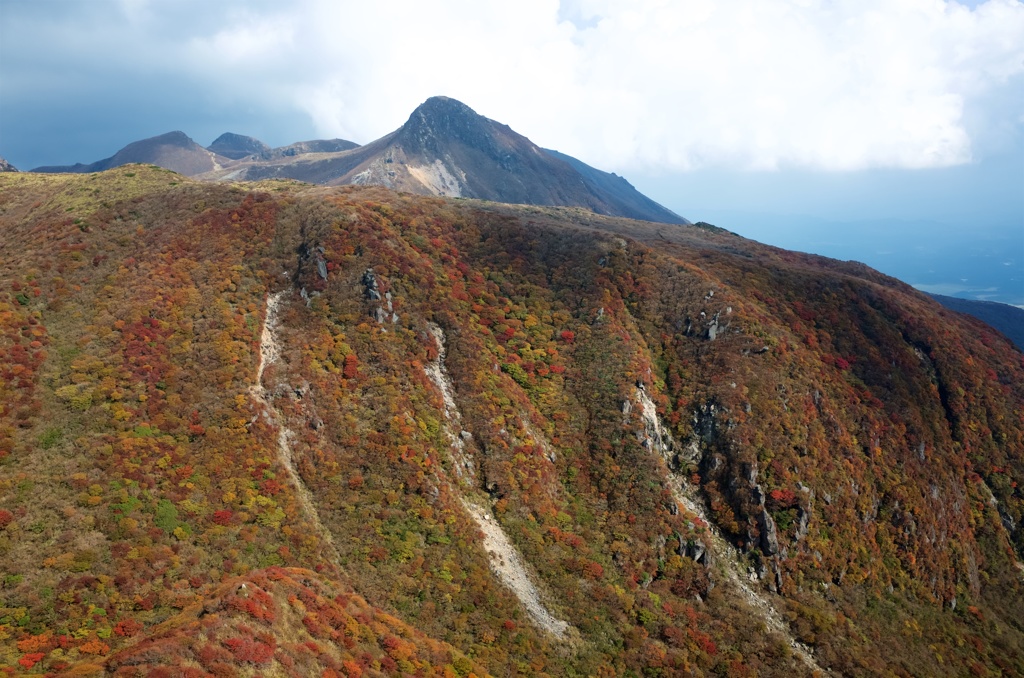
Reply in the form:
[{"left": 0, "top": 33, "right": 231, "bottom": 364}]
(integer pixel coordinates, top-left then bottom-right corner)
[
  {"left": 0, "top": 167, "right": 1021, "bottom": 676},
  {"left": 32, "top": 131, "right": 231, "bottom": 176},
  {"left": 930, "top": 293, "right": 1024, "bottom": 352},
  {"left": 543, "top": 148, "right": 689, "bottom": 226},
  {"left": 0, "top": 157, "right": 17, "bottom": 173}
]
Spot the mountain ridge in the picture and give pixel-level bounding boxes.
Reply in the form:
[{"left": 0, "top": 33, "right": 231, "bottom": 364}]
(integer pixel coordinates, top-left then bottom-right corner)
[
  {"left": 207, "top": 132, "right": 361, "bottom": 161},
  {"left": 28, "top": 96, "right": 688, "bottom": 225},
  {"left": 33, "top": 130, "right": 232, "bottom": 176}
]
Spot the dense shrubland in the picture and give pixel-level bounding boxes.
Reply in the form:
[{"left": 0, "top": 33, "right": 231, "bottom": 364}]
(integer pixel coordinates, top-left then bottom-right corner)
[{"left": 0, "top": 166, "right": 1021, "bottom": 676}]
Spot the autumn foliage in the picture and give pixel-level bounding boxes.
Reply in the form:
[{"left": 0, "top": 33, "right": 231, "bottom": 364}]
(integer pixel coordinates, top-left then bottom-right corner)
[{"left": 0, "top": 166, "right": 1021, "bottom": 676}]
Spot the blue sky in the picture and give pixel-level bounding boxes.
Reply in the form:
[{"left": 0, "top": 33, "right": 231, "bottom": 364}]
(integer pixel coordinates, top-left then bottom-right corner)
[{"left": 1, "top": 0, "right": 1022, "bottom": 304}]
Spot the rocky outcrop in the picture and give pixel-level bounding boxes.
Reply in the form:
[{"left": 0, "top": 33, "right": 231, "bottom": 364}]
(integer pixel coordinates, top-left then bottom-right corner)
[
  {"left": 758, "top": 508, "right": 780, "bottom": 556},
  {"left": 631, "top": 385, "right": 826, "bottom": 673},
  {"left": 362, "top": 268, "right": 398, "bottom": 324}
]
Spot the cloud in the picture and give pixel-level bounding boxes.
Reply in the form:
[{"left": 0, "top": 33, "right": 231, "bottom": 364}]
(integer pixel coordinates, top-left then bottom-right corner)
[{"left": 2, "top": 0, "right": 1022, "bottom": 172}]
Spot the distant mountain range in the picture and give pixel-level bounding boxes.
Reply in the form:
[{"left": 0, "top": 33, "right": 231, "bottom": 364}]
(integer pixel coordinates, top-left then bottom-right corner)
[
  {"left": 31, "top": 96, "right": 688, "bottom": 225},
  {"left": 0, "top": 156, "right": 17, "bottom": 172}
]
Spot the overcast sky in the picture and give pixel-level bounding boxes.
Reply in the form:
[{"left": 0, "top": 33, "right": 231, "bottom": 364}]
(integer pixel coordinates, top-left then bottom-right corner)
[{"left": 1, "top": 0, "right": 1022, "bottom": 302}]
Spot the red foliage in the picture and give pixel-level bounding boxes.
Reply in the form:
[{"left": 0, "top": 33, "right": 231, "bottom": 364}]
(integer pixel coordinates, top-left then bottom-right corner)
[
  {"left": 260, "top": 478, "right": 284, "bottom": 496},
  {"left": 79, "top": 637, "right": 111, "bottom": 655},
  {"left": 212, "top": 510, "right": 234, "bottom": 526},
  {"left": 197, "top": 642, "right": 234, "bottom": 667},
  {"left": 226, "top": 587, "right": 277, "bottom": 622},
  {"left": 223, "top": 636, "right": 275, "bottom": 664},
  {"left": 662, "top": 625, "right": 686, "bottom": 647},
  {"left": 692, "top": 630, "right": 717, "bottom": 656},
  {"left": 343, "top": 354, "right": 359, "bottom": 379},
  {"left": 113, "top": 618, "right": 143, "bottom": 637},
  {"left": 17, "top": 653, "right": 44, "bottom": 669},
  {"left": 767, "top": 488, "right": 798, "bottom": 509},
  {"left": 583, "top": 561, "right": 605, "bottom": 580},
  {"left": 559, "top": 330, "right": 575, "bottom": 343}
]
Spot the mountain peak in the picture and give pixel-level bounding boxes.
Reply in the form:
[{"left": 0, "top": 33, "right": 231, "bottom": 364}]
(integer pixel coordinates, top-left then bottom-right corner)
[
  {"left": 208, "top": 132, "right": 272, "bottom": 160},
  {"left": 145, "top": 130, "right": 196, "bottom": 148},
  {"left": 104, "top": 130, "right": 198, "bottom": 157},
  {"left": 399, "top": 96, "right": 502, "bottom": 154},
  {"left": 413, "top": 95, "right": 478, "bottom": 117}
]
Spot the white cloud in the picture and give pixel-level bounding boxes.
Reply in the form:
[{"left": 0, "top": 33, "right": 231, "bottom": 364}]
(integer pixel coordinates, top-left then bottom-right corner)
[{"left": 5, "top": 0, "right": 1023, "bottom": 172}]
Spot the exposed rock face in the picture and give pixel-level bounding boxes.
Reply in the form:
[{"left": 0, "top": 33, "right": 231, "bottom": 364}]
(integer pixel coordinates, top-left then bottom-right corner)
[
  {"left": 362, "top": 268, "right": 380, "bottom": 301},
  {"left": 679, "top": 533, "right": 712, "bottom": 566},
  {"left": 758, "top": 509, "right": 780, "bottom": 556},
  {"left": 0, "top": 156, "right": 17, "bottom": 172},
  {"left": 795, "top": 507, "right": 810, "bottom": 541},
  {"left": 693, "top": 410, "right": 794, "bottom": 559},
  {"left": 362, "top": 268, "right": 397, "bottom": 324}
]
